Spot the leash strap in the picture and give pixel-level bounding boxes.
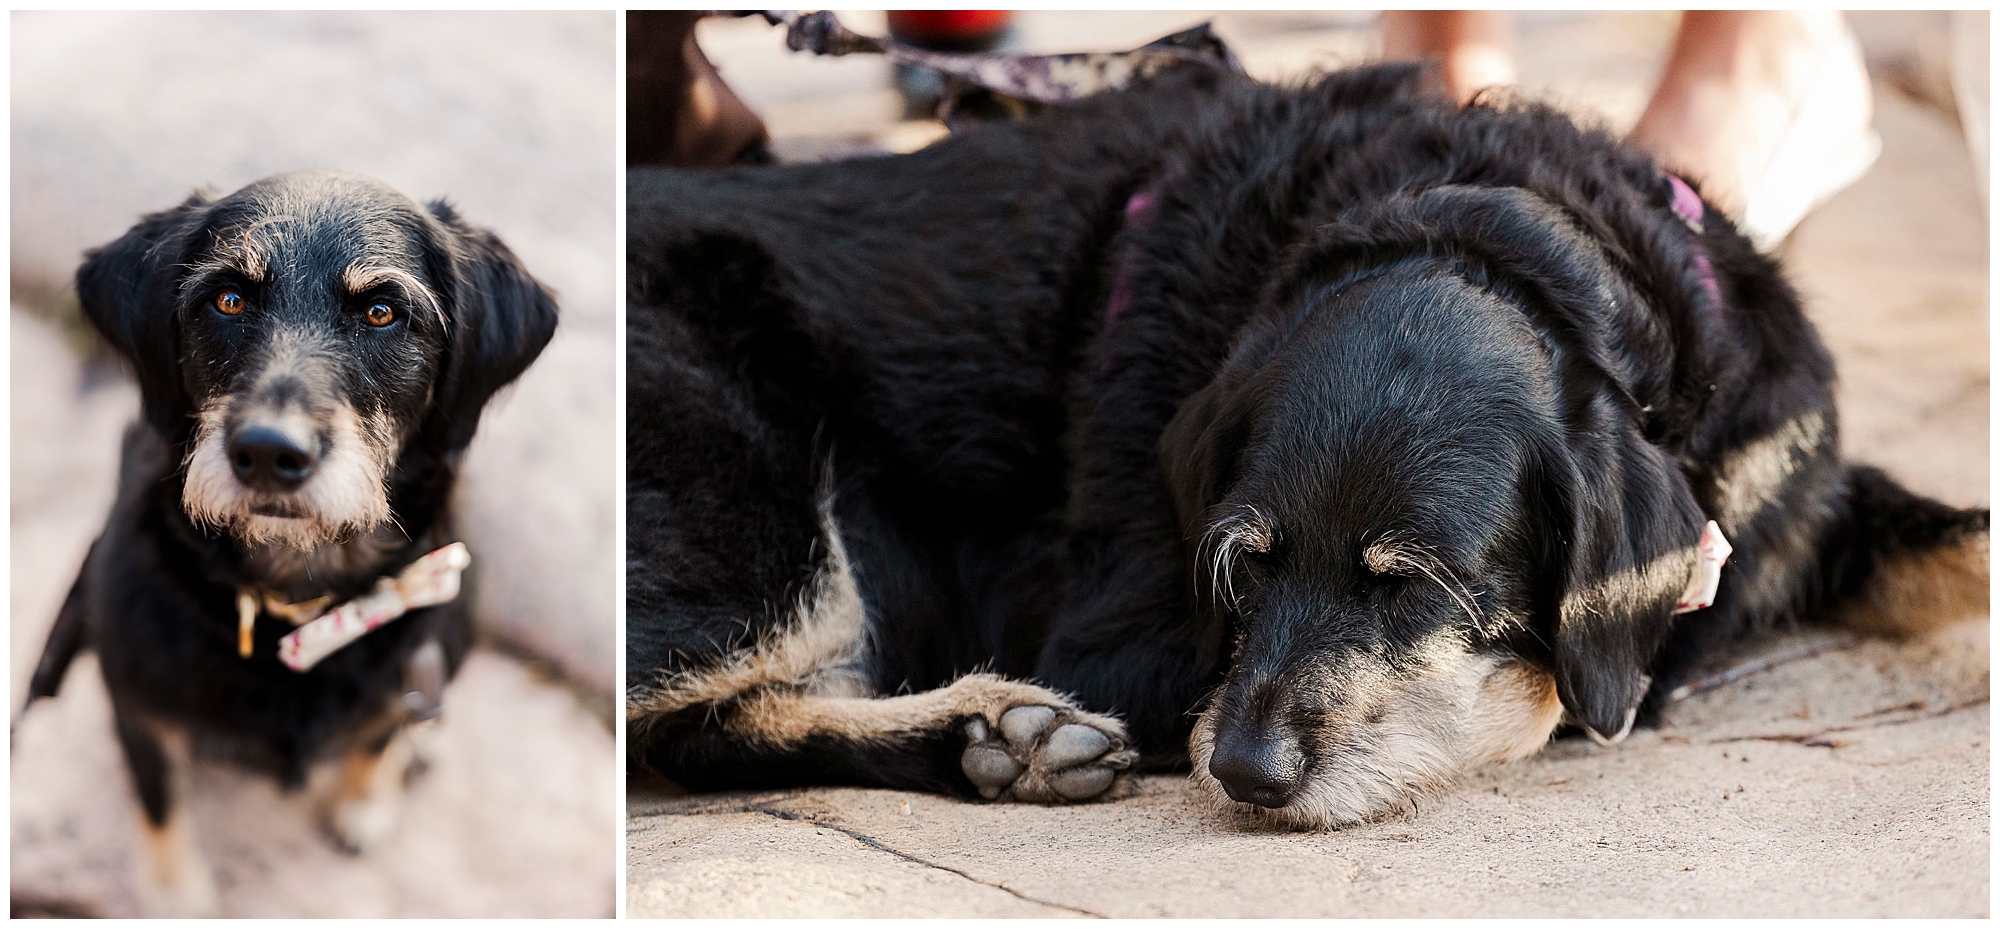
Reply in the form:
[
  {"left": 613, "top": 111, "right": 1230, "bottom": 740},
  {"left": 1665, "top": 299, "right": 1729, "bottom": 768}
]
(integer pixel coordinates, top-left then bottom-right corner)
[
  {"left": 1663, "top": 173, "right": 1724, "bottom": 306},
  {"left": 752, "top": 11, "right": 1240, "bottom": 111},
  {"left": 256, "top": 542, "right": 471, "bottom": 673}
]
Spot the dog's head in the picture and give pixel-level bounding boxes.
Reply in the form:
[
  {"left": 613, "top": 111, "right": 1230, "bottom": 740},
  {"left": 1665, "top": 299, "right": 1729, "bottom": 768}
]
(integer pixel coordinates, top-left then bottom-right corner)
[
  {"left": 77, "top": 170, "right": 558, "bottom": 549},
  {"left": 1164, "top": 186, "right": 1706, "bottom": 828}
]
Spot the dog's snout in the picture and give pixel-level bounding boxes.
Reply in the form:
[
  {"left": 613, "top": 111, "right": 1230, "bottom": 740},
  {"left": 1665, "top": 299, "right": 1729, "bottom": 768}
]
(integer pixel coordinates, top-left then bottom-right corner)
[
  {"left": 1209, "top": 721, "right": 1306, "bottom": 808},
  {"left": 227, "top": 423, "right": 320, "bottom": 492}
]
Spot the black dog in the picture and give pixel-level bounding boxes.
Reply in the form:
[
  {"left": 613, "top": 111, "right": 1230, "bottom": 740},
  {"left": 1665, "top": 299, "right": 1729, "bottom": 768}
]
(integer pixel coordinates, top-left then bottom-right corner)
[
  {"left": 625, "top": 64, "right": 1987, "bottom": 827},
  {"left": 24, "top": 171, "right": 557, "bottom": 913}
]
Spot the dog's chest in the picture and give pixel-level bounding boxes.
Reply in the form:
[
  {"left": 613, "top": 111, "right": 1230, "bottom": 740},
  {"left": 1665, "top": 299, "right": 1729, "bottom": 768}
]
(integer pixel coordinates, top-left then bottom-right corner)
[{"left": 240, "top": 526, "right": 410, "bottom": 603}]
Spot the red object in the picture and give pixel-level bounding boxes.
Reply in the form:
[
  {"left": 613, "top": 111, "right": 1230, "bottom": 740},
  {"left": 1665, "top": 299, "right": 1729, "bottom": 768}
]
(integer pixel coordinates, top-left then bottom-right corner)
[{"left": 887, "top": 10, "right": 1012, "bottom": 46}]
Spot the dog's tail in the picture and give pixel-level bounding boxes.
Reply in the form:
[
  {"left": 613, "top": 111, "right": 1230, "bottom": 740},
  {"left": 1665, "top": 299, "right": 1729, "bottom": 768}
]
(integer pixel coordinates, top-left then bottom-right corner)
[
  {"left": 1815, "top": 465, "right": 1989, "bottom": 636},
  {"left": 13, "top": 546, "right": 94, "bottom": 737}
]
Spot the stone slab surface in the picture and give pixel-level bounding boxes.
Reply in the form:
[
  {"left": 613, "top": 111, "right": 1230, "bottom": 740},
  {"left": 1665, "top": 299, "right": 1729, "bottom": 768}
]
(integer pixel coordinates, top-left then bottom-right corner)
[{"left": 632, "top": 11, "right": 1990, "bottom": 918}]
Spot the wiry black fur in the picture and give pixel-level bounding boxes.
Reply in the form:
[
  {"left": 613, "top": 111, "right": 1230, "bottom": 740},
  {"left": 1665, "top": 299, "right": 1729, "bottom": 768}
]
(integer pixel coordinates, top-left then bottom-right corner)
[
  {"left": 29, "top": 172, "right": 556, "bottom": 811},
  {"left": 625, "top": 64, "right": 1987, "bottom": 812}
]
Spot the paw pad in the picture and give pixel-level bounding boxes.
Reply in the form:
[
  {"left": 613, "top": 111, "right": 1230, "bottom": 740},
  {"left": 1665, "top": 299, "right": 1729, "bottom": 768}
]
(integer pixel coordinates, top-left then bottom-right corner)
[{"left": 959, "top": 704, "right": 1135, "bottom": 802}]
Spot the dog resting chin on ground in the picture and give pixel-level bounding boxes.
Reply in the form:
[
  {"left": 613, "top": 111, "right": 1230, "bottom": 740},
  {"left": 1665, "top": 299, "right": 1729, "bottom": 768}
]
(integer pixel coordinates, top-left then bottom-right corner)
[
  {"left": 23, "top": 170, "right": 556, "bottom": 915},
  {"left": 623, "top": 63, "right": 1988, "bottom": 831}
]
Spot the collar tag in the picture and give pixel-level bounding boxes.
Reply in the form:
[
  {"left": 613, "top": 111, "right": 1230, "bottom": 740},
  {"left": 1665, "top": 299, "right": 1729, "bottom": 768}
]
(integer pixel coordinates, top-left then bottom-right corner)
[
  {"left": 237, "top": 591, "right": 258, "bottom": 658},
  {"left": 275, "top": 543, "right": 472, "bottom": 672},
  {"left": 1672, "top": 520, "right": 1732, "bottom": 614}
]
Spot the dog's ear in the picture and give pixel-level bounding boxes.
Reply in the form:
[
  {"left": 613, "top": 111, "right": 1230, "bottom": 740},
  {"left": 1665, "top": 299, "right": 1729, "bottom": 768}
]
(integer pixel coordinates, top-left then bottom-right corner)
[
  {"left": 1159, "top": 367, "right": 1254, "bottom": 537},
  {"left": 1534, "top": 423, "right": 1705, "bottom": 743},
  {"left": 424, "top": 200, "right": 560, "bottom": 453},
  {"left": 76, "top": 192, "right": 213, "bottom": 438}
]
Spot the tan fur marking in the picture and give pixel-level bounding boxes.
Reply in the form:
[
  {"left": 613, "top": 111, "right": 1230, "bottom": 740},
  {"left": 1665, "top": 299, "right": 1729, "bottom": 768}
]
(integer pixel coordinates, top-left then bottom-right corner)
[
  {"left": 1191, "top": 633, "right": 1561, "bottom": 830},
  {"left": 1362, "top": 535, "right": 1489, "bottom": 631},
  {"left": 183, "top": 228, "right": 271, "bottom": 286},
  {"left": 1563, "top": 538, "right": 1700, "bottom": 622},
  {"left": 182, "top": 397, "right": 395, "bottom": 550},
  {"left": 341, "top": 261, "right": 445, "bottom": 327},
  {"left": 320, "top": 727, "right": 416, "bottom": 853},
  {"left": 1200, "top": 505, "right": 1275, "bottom": 609},
  {"left": 626, "top": 515, "right": 868, "bottom": 720},
  {"left": 1461, "top": 661, "right": 1563, "bottom": 763},
  {"left": 1840, "top": 531, "right": 1991, "bottom": 636},
  {"left": 1361, "top": 541, "right": 1407, "bottom": 575},
  {"left": 139, "top": 810, "right": 219, "bottom": 918},
  {"left": 725, "top": 672, "right": 1123, "bottom": 749},
  {"left": 1712, "top": 409, "right": 1828, "bottom": 527},
  {"left": 132, "top": 725, "right": 219, "bottom": 918}
]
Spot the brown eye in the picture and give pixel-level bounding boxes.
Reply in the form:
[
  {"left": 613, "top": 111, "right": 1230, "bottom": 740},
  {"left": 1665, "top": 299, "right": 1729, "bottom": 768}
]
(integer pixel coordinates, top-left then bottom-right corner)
[
  {"left": 214, "top": 290, "right": 244, "bottom": 315},
  {"left": 364, "top": 302, "right": 397, "bottom": 327}
]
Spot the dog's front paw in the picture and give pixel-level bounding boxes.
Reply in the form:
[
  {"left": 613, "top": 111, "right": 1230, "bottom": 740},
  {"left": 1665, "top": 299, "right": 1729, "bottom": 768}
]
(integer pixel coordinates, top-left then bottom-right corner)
[
  {"left": 136, "top": 822, "right": 220, "bottom": 918},
  {"left": 326, "top": 789, "right": 403, "bottom": 855},
  {"left": 960, "top": 704, "right": 1136, "bottom": 802},
  {"left": 321, "top": 728, "right": 416, "bottom": 854}
]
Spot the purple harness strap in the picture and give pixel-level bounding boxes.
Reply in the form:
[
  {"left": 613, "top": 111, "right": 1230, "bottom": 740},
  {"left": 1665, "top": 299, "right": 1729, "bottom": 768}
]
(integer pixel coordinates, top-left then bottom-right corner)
[
  {"left": 1664, "top": 173, "right": 1723, "bottom": 305},
  {"left": 1101, "top": 188, "right": 1158, "bottom": 340}
]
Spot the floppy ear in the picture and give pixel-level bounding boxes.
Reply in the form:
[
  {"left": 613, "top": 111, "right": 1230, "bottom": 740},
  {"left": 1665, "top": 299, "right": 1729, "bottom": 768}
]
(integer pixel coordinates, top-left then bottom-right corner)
[
  {"left": 76, "top": 192, "right": 213, "bottom": 439},
  {"left": 1536, "top": 419, "right": 1705, "bottom": 743},
  {"left": 424, "top": 201, "right": 560, "bottom": 453},
  {"left": 1159, "top": 367, "right": 1253, "bottom": 538}
]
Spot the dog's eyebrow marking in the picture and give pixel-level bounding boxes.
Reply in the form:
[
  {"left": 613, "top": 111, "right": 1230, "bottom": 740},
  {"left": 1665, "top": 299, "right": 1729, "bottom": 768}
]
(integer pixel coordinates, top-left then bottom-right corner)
[
  {"left": 1198, "top": 504, "right": 1274, "bottom": 610},
  {"left": 214, "top": 233, "right": 270, "bottom": 282},
  {"left": 342, "top": 261, "right": 445, "bottom": 328},
  {"left": 179, "top": 230, "right": 273, "bottom": 290},
  {"left": 1364, "top": 534, "right": 1486, "bottom": 629}
]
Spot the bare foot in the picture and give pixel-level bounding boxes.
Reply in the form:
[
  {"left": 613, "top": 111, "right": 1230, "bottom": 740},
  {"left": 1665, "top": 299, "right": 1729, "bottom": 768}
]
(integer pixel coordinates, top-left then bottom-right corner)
[
  {"left": 1630, "top": 11, "right": 1878, "bottom": 246},
  {"left": 628, "top": 11, "right": 771, "bottom": 168},
  {"left": 1380, "top": 10, "right": 1517, "bottom": 105}
]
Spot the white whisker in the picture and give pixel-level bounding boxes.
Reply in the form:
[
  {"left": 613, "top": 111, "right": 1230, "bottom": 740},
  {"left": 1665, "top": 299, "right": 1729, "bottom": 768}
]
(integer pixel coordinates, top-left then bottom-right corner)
[{"left": 1197, "top": 504, "right": 1274, "bottom": 611}]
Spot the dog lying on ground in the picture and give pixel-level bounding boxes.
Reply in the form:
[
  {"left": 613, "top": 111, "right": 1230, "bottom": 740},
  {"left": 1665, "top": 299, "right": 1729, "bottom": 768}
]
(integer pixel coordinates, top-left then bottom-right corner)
[
  {"left": 23, "top": 171, "right": 557, "bottom": 914},
  {"left": 624, "top": 63, "right": 1988, "bottom": 828}
]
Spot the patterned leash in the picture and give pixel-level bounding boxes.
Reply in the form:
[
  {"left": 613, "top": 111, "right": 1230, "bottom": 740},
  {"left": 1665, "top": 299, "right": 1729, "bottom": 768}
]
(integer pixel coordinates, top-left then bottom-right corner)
[{"left": 746, "top": 11, "right": 1242, "bottom": 118}]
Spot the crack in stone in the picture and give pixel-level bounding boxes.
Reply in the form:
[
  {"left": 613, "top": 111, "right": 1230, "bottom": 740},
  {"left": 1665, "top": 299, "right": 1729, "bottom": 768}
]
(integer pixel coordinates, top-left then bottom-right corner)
[
  {"left": 1665, "top": 633, "right": 1861, "bottom": 703},
  {"left": 752, "top": 807, "right": 1109, "bottom": 919},
  {"left": 1703, "top": 696, "right": 1989, "bottom": 747},
  {"left": 631, "top": 795, "right": 1110, "bottom": 916},
  {"left": 628, "top": 790, "right": 809, "bottom": 820}
]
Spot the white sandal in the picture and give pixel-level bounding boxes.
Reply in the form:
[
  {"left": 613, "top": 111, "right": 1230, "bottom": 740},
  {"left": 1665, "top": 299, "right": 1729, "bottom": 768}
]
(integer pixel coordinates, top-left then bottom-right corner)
[{"left": 1735, "top": 23, "right": 1882, "bottom": 249}]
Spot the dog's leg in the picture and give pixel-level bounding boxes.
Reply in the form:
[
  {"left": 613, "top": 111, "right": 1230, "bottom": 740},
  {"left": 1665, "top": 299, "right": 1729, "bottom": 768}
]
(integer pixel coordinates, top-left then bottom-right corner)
[
  {"left": 630, "top": 504, "right": 1138, "bottom": 801},
  {"left": 113, "top": 709, "right": 219, "bottom": 918},
  {"left": 637, "top": 672, "right": 1137, "bottom": 802},
  {"left": 320, "top": 722, "right": 416, "bottom": 854},
  {"left": 628, "top": 303, "right": 1136, "bottom": 800}
]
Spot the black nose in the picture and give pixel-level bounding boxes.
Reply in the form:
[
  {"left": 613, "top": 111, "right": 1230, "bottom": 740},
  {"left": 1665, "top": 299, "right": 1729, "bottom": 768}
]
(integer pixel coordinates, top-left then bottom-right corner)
[
  {"left": 1209, "top": 722, "right": 1306, "bottom": 808},
  {"left": 227, "top": 424, "right": 319, "bottom": 492}
]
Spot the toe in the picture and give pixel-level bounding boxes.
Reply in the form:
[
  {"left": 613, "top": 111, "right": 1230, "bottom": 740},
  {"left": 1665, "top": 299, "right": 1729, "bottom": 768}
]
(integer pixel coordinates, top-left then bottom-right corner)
[
  {"left": 998, "top": 705, "right": 1057, "bottom": 747},
  {"left": 962, "top": 743, "right": 1024, "bottom": 791},
  {"left": 1041, "top": 723, "right": 1112, "bottom": 769},
  {"left": 1048, "top": 765, "right": 1118, "bottom": 800}
]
